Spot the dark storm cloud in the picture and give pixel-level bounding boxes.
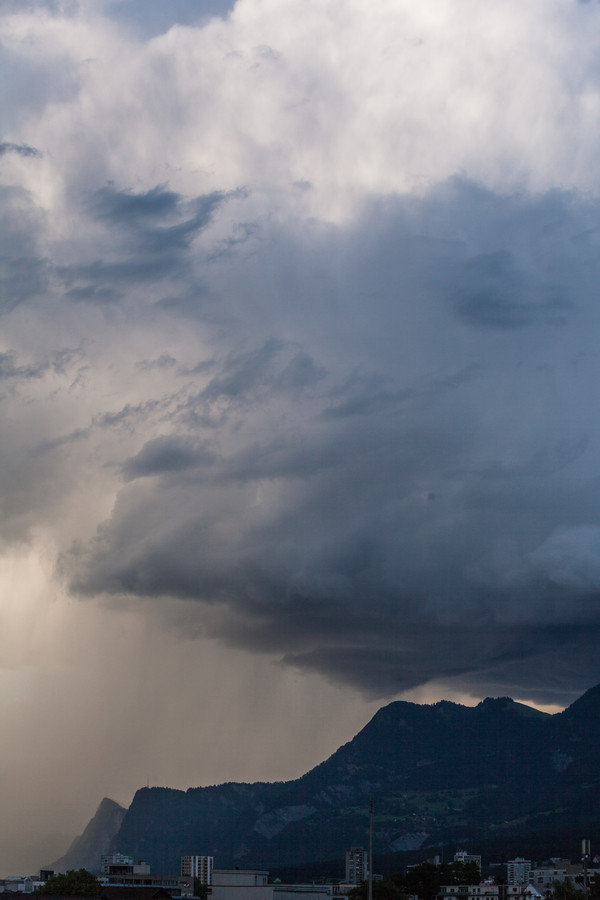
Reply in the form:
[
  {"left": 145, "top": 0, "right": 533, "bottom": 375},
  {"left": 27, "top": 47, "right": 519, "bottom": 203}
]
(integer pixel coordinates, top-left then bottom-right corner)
[
  {"left": 63, "top": 284, "right": 122, "bottom": 304},
  {"left": 122, "top": 435, "right": 215, "bottom": 480},
  {"left": 89, "top": 185, "right": 227, "bottom": 252},
  {"left": 135, "top": 354, "right": 177, "bottom": 372},
  {"left": 90, "top": 184, "right": 182, "bottom": 222},
  {"left": 221, "top": 434, "right": 342, "bottom": 481},
  {"left": 36, "top": 428, "right": 90, "bottom": 453},
  {"left": 451, "top": 251, "right": 566, "bottom": 329},
  {"left": 94, "top": 399, "right": 164, "bottom": 430},
  {"left": 155, "top": 284, "right": 211, "bottom": 317},
  {"left": 0, "top": 186, "right": 48, "bottom": 312},
  {"left": 3, "top": 256, "right": 48, "bottom": 310},
  {"left": 276, "top": 352, "right": 327, "bottom": 390},
  {"left": 0, "top": 349, "right": 76, "bottom": 382},
  {"left": 0, "top": 352, "right": 43, "bottom": 381},
  {"left": 0, "top": 142, "right": 41, "bottom": 158},
  {"left": 200, "top": 339, "right": 288, "bottom": 401},
  {"left": 64, "top": 178, "right": 600, "bottom": 705},
  {"left": 60, "top": 258, "right": 175, "bottom": 291},
  {"left": 206, "top": 222, "right": 259, "bottom": 263},
  {"left": 177, "top": 343, "right": 327, "bottom": 432},
  {"left": 321, "top": 372, "right": 408, "bottom": 419},
  {"left": 59, "top": 186, "right": 231, "bottom": 303},
  {"left": 283, "top": 622, "right": 600, "bottom": 704}
]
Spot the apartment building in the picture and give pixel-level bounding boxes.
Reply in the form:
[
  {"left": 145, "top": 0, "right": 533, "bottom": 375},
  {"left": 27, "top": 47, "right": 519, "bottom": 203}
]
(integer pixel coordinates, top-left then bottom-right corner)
[
  {"left": 181, "top": 857, "right": 214, "bottom": 884},
  {"left": 345, "top": 848, "right": 369, "bottom": 885}
]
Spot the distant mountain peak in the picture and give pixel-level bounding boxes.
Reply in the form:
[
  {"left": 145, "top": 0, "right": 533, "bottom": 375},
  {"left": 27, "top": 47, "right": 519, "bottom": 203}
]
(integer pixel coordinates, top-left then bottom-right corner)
[
  {"left": 561, "top": 681, "right": 600, "bottom": 717},
  {"left": 49, "top": 796, "right": 126, "bottom": 874},
  {"left": 476, "top": 696, "right": 549, "bottom": 718},
  {"left": 96, "top": 797, "right": 126, "bottom": 813}
]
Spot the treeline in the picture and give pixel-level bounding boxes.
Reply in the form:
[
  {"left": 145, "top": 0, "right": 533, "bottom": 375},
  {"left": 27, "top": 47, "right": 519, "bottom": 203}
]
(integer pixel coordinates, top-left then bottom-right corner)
[
  {"left": 36, "top": 870, "right": 101, "bottom": 896},
  {"left": 349, "top": 863, "right": 600, "bottom": 900},
  {"left": 349, "top": 861, "right": 481, "bottom": 900}
]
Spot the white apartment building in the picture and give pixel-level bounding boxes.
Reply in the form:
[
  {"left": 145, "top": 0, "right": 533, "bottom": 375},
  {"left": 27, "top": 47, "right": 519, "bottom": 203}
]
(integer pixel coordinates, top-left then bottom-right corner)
[
  {"left": 181, "top": 856, "right": 214, "bottom": 884},
  {"left": 345, "top": 847, "right": 369, "bottom": 884},
  {"left": 528, "top": 865, "right": 568, "bottom": 889},
  {"left": 507, "top": 859, "right": 532, "bottom": 885},
  {"left": 439, "top": 885, "right": 543, "bottom": 900},
  {"left": 440, "top": 885, "right": 503, "bottom": 899},
  {"left": 528, "top": 865, "right": 600, "bottom": 891}
]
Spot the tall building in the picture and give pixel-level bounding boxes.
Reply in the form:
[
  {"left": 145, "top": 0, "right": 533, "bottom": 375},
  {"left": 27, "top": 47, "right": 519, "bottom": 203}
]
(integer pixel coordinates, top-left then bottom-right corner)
[
  {"left": 345, "top": 848, "right": 368, "bottom": 884},
  {"left": 507, "top": 859, "right": 531, "bottom": 885},
  {"left": 181, "top": 856, "right": 214, "bottom": 884}
]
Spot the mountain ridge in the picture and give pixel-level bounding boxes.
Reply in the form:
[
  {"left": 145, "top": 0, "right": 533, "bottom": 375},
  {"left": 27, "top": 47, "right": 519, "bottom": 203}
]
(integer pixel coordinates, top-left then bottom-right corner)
[{"left": 51, "top": 685, "right": 600, "bottom": 875}]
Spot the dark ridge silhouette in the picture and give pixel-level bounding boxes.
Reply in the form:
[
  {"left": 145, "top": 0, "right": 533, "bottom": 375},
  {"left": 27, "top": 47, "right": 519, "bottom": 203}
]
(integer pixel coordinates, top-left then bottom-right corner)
[{"left": 52, "top": 685, "right": 600, "bottom": 875}]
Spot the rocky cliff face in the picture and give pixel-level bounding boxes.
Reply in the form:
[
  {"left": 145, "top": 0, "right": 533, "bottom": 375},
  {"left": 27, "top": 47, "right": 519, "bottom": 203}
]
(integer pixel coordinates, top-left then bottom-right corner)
[
  {"left": 52, "top": 685, "right": 600, "bottom": 874},
  {"left": 50, "top": 798, "right": 126, "bottom": 873}
]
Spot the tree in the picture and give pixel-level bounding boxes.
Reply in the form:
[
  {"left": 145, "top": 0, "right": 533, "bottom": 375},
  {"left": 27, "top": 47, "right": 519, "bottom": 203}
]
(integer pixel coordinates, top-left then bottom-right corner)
[
  {"left": 194, "top": 879, "right": 210, "bottom": 900},
  {"left": 402, "top": 861, "right": 481, "bottom": 900},
  {"left": 349, "top": 861, "right": 482, "bottom": 900},
  {"left": 402, "top": 862, "right": 445, "bottom": 900},
  {"left": 588, "top": 873, "right": 600, "bottom": 900},
  {"left": 37, "top": 869, "right": 101, "bottom": 896},
  {"left": 349, "top": 878, "right": 409, "bottom": 900},
  {"left": 551, "top": 881, "right": 578, "bottom": 900},
  {"left": 444, "top": 862, "right": 481, "bottom": 887}
]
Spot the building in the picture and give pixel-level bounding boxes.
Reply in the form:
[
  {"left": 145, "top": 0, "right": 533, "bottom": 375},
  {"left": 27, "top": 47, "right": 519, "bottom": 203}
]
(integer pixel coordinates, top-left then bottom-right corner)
[
  {"left": 0, "top": 877, "right": 35, "bottom": 893},
  {"left": 101, "top": 888, "right": 179, "bottom": 900},
  {"left": 507, "top": 860, "right": 531, "bottom": 885},
  {"left": 273, "top": 884, "right": 353, "bottom": 900},
  {"left": 100, "top": 860, "right": 188, "bottom": 899},
  {"left": 438, "top": 885, "right": 543, "bottom": 900},
  {"left": 345, "top": 848, "right": 369, "bottom": 885},
  {"left": 528, "top": 865, "right": 568, "bottom": 889},
  {"left": 211, "top": 869, "right": 272, "bottom": 900},
  {"left": 439, "top": 884, "right": 502, "bottom": 900},
  {"left": 181, "top": 858, "right": 213, "bottom": 884},
  {"left": 102, "top": 855, "right": 135, "bottom": 874},
  {"left": 102, "top": 863, "right": 152, "bottom": 879},
  {"left": 528, "top": 864, "right": 600, "bottom": 891},
  {"left": 454, "top": 852, "right": 482, "bottom": 871},
  {"left": 100, "top": 873, "right": 192, "bottom": 897}
]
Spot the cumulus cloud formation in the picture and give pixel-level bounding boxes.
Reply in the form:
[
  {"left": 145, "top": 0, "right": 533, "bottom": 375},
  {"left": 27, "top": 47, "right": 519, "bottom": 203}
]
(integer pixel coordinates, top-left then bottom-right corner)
[
  {"left": 61, "top": 180, "right": 600, "bottom": 703},
  {"left": 3, "top": 0, "right": 600, "bottom": 872}
]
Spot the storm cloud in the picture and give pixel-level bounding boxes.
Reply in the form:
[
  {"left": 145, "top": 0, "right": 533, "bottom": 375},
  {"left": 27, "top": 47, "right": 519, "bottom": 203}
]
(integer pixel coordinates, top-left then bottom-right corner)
[
  {"left": 3, "top": 0, "right": 600, "bottom": 875},
  {"left": 59, "top": 179, "right": 600, "bottom": 706}
]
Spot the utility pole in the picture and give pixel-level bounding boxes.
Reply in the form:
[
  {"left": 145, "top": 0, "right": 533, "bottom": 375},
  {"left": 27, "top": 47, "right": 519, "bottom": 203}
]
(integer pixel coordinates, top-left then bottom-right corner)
[{"left": 369, "top": 795, "right": 374, "bottom": 900}]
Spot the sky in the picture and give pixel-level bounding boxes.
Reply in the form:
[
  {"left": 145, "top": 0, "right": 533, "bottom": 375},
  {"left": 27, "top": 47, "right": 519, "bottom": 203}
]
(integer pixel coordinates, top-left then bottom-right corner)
[{"left": 2, "top": 0, "right": 600, "bottom": 876}]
